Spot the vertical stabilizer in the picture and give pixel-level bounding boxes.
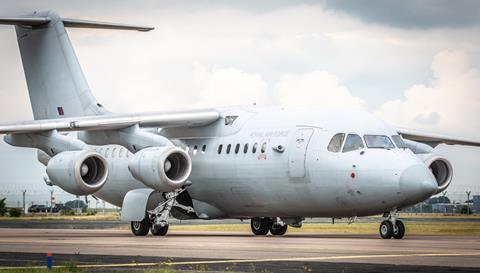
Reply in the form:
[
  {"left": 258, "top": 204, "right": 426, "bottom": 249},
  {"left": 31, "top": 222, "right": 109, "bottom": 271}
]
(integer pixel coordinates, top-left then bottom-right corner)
[
  {"left": 0, "top": 10, "right": 153, "bottom": 120},
  {"left": 15, "top": 11, "right": 107, "bottom": 119}
]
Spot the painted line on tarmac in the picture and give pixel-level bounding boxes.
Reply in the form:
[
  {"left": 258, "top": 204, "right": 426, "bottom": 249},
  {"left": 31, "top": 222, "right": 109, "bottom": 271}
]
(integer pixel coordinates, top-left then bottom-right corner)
[{"left": 0, "top": 252, "right": 479, "bottom": 270}]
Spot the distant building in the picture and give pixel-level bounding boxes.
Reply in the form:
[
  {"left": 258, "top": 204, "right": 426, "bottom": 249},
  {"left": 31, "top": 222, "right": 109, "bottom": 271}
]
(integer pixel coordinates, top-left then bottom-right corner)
[
  {"left": 473, "top": 195, "right": 480, "bottom": 214},
  {"left": 431, "top": 203, "right": 462, "bottom": 214}
]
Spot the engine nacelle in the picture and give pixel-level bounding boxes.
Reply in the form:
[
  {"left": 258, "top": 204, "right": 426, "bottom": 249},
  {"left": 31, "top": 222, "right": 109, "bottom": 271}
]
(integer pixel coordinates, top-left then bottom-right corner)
[
  {"left": 417, "top": 153, "right": 453, "bottom": 195},
  {"left": 128, "top": 146, "right": 191, "bottom": 192},
  {"left": 46, "top": 150, "right": 109, "bottom": 195}
]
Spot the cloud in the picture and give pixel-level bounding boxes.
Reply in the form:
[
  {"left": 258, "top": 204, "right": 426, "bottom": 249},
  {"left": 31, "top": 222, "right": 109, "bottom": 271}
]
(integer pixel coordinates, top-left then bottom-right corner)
[
  {"left": 376, "top": 50, "right": 480, "bottom": 138},
  {"left": 274, "top": 70, "right": 364, "bottom": 108},
  {"left": 324, "top": 0, "right": 480, "bottom": 29},
  {"left": 191, "top": 63, "right": 269, "bottom": 107}
]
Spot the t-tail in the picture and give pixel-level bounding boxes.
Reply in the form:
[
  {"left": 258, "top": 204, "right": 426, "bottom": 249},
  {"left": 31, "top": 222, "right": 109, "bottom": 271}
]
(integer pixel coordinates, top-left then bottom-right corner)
[{"left": 0, "top": 10, "right": 153, "bottom": 120}]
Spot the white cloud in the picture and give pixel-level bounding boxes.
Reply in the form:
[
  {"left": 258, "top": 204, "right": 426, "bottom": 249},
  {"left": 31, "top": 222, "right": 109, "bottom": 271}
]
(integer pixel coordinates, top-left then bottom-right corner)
[
  {"left": 191, "top": 63, "right": 268, "bottom": 108},
  {"left": 376, "top": 50, "right": 480, "bottom": 138},
  {"left": 274, "top": 70, "right": 364, "bottom": 109}
]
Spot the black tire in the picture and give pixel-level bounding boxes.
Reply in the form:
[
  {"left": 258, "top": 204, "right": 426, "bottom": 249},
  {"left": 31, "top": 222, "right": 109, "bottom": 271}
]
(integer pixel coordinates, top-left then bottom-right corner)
[
  {"left": 393, "top": 220, "right": 405, "bottom": 239},
  {"left": 131, "top": 217, "right": 150, "bottom": 236},
  {"left": 251, "top": 217, "right": 270, "bottom": 235},
  {"left": 151, "top": 224, "right": 169, "bottom": 236},
  {"left": 270, "top": 224, "right": 288, "bottom": 236},
  {"left": 379, "top": 220, "right": 393, "bottom": 239}
]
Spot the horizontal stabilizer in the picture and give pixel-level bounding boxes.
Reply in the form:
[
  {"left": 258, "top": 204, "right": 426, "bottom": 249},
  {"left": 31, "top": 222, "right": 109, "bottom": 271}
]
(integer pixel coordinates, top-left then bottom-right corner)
[
  {"left": 62, "top": 18, "right": 153, "bottom": 32},
  {"left": 0, "top": 17, "right": 51, "bottom": 26},
  {"left": 0, "top": 14, "right": 153, "bottom": 32}
]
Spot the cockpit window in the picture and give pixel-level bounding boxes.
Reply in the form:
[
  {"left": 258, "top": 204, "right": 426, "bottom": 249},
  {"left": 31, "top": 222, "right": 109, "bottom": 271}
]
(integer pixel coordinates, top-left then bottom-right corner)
[
  {"left": 327, "top": 133, "right": 345, "bottom": 153},
  {"left": 364, "top": 135, "right": 395, "bottom": 149},
  {"left": 392, "top": 135, "right": 407, "bottom": 149},
  {"left": 343, "top": 134, "right": 364, "bottom": 153}
]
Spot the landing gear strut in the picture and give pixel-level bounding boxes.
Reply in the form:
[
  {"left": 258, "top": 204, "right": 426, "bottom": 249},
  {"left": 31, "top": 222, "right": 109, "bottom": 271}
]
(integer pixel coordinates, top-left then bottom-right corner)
[
  {"left": 250, "top": 217, "right": 288, "bottom": 236},
  {"left": 379, "top": 210, "right": 405, "bottom": 239},
  {"left": 130, "top": 187, "right": 194, "bottom": 236}
]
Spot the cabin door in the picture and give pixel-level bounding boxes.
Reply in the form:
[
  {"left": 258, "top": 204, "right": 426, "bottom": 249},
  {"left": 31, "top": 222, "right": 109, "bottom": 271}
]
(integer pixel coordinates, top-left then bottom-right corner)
[{"left": 289, "top": 128, "right": 314, "bottom": 178}]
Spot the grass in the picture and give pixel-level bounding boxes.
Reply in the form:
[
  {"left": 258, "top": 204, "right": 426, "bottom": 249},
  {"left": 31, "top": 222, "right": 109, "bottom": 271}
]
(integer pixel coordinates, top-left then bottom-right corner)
[
  {"left": 170, "top": 222, "right": 480, "bottom": 235},
  {"left": 0, "top": 213, "right": 119, "bottom": 221}
]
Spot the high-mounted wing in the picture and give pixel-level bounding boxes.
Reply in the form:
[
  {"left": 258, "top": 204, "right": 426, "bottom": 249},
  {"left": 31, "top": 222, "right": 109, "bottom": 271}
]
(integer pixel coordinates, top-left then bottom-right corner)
[
  {"left": 396, "top": 127, "right": 480, "bottom": 147},
  {"left": 0, "top": 109, "right": 220, "bottom": 134}
]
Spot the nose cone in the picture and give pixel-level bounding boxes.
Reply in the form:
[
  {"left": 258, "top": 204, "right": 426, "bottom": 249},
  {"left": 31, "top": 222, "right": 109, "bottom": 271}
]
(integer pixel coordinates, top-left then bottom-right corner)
[{"left": 400, "top": 164, "right": 438, "bottom": 206}]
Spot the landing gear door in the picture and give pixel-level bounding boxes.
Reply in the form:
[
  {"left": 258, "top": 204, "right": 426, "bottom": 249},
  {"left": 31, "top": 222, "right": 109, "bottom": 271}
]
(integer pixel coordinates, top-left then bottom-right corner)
[{"left": 289, "top": 128, "right": 314, "bottom": 178}]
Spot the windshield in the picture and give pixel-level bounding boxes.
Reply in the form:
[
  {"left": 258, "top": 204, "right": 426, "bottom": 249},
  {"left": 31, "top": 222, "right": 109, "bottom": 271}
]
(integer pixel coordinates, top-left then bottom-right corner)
[
  {"left": 343, "top": 134, "right": 364, "bottom": 153},
  {"left": 391, "top": 135, "right": 407, "bottom": 149},
  {"left": 364, "top": 135, "right": 395, "bottom": 149}
]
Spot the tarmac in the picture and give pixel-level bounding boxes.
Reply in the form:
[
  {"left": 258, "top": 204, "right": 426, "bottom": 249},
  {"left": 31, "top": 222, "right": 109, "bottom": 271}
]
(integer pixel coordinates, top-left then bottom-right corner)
[{"left": 0, "top": 228, "right": 479, "bottom": 272}]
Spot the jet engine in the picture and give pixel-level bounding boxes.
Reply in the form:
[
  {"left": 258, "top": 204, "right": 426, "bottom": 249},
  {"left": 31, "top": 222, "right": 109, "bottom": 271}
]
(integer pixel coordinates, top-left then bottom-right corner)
[
  {"left": 46, "top": 150, "right": 109, "bottom": 195},
  {"left": 417, "top": 153, "right": 453, "bottom": 195},
  {"left": 128, "top": 146, "right": 191, "bottom": 192}
]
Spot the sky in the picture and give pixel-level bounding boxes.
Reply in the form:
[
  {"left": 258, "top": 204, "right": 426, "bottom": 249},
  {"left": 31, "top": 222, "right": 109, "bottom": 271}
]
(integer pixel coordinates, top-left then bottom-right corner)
[{"left": 0, "top": 0, "right": 479, "bottom": 206}]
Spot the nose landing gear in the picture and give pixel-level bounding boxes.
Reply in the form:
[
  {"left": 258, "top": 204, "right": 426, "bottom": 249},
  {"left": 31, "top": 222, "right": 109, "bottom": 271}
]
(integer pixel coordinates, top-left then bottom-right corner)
[
  {"left": 379, "top": 210, "right": 405, "bottom": 239},
  {"left": 250, "top": 217, "right": 288, "bottom": 236}
]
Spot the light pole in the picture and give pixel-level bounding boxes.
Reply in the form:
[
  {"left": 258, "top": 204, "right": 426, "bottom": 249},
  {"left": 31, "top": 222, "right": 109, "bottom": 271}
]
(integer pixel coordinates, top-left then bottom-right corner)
[
  {"left": 22, "top": 190, "right": 26, "bottom": 214},
  {"left": 50, "top": 189, "right": 54, "bottom": 213},
  {"left": 466, "top": 191, "right": 472, "bottom": 214}
]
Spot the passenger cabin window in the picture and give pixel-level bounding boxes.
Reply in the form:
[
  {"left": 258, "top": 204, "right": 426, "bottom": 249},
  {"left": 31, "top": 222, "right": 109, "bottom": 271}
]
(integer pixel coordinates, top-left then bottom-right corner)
[
  {"left": 392, "top": 135, "right": 407, "bottom": 149},
  {"left": 364, "top": 135, "right": 395, "bottom": 149},
  {"left": 217, "top": 144, "right": 223, "bottom": 154},
  {"left": 193, "top": 145, "right": 198, "bottom": 155},
  {"left": 226, "top": 144, "right": 231, "bottom": 154},
  {"left": 261, "top": 142, "right": 267, "bottom": 153},
  {"left": 252, "top": 143, "right": 258, "bottom": 153},
  {"left": 202, "top": 145, "right": 206, "bottom": 154},
  {"left": 327, "top": 133, "right": 345, "bottom": 153},
  {"left": 243, "top": 143, "right": 249, "bottom": 154},
  {"left": 235, "top": 144, "right": 240, "bottom": 154},
  {"left": 342, "top": 134, "right": 364, "bottom": 153}
]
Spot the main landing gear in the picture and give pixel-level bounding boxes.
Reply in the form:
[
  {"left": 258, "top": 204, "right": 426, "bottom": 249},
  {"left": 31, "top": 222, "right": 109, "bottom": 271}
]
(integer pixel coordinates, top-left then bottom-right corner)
[
  {"left": 250, "top": 217, "right": 288, "bottom": 236},
  {"left": 379, "top": 211, "right": 405, "bottom": 239},
  {"left": 130, "top": 188, "right": 194, "bottom": 236}
]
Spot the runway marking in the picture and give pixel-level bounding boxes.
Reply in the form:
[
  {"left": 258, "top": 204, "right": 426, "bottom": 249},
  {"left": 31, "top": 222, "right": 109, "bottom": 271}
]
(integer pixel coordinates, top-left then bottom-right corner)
[{"left": 0, "top": 252, "right": 479, "bottom": 270}]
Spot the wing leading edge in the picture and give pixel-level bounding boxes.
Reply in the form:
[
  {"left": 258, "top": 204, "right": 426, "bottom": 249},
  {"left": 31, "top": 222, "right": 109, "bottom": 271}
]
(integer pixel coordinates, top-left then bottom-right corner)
[
  {"left": 0, "top": 109, "right": 220, "bottom": 134},
  {"left": 396, "top": 127, "right": 480, "bottom": 147}
]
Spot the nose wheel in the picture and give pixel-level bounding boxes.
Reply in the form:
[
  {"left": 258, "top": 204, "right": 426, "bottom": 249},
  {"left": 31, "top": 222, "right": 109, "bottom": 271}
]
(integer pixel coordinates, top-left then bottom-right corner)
[{"left": 379, "top": 211, "right": 405, "bottom": 239}]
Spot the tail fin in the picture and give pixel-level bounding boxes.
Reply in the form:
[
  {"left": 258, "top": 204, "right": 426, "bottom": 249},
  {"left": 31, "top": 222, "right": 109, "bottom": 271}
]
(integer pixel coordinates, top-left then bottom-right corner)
[{"left": 0, "top": 10, "right": 153, "bottom": 120}]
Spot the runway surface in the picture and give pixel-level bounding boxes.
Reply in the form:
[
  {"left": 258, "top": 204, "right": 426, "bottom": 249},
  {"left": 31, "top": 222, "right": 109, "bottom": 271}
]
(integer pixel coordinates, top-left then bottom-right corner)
[{"left": 0, "top": 228, "right": 479, "bottom": 272}]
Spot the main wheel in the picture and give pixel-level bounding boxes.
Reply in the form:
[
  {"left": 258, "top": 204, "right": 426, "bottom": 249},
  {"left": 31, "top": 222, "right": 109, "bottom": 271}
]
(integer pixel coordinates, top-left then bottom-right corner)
[
  {"left": 392, "top": 220, "right": 405, "bottom": 239},
  {"left": 131, "top": 216, "right": 150, "bottom": 236},
  {"left": 251, "top": 217, "right": 270, "bottom": 235},
  {"left": 270, "top": 224, "right": 288, "bottom": 236},
  {"left": 151, "top": 224, "right": 169, "bottom": 236},
  {"left": 379, "top": 220, "right": 393, "bottom": 239}
]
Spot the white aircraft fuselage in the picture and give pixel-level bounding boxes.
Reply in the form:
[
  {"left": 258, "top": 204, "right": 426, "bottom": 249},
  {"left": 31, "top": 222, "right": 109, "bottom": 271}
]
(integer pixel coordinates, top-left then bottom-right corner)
[{"left": 93, "top": 107, "right": 437, "bottom": 219}]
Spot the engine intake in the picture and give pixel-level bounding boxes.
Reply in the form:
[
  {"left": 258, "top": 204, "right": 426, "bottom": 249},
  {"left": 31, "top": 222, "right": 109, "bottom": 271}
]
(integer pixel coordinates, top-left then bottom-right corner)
[
  {"left": 418, "top": 153, "right": 453, "bottom": 195},
  {"left": 46, "top": 150, "right": 108, "bottom": 195},
  {"left": 128, "top": 146, "right": 192, "bottom": 192}
]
